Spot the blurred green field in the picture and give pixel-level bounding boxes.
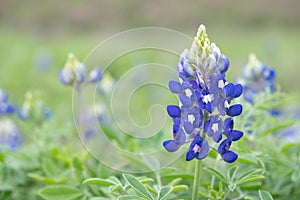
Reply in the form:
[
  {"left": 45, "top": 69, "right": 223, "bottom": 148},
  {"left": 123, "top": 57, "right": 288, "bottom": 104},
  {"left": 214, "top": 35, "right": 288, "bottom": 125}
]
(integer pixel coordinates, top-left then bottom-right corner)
[{"left": 1, "top": 0, "right": 300, "bottom": 122}]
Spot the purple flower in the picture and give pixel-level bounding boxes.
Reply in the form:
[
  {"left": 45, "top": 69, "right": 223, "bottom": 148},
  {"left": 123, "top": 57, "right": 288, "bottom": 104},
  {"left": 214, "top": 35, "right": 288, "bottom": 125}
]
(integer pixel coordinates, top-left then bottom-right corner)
[{"left": 163, "top": 25, "right": 243, "bottom": 163}]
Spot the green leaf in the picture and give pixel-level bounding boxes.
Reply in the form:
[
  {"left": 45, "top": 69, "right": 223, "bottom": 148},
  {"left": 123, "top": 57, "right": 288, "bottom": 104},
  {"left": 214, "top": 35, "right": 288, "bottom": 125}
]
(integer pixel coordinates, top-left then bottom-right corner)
[
  {"left": 172, "top": 185, "right": 188, "bottom": 192},
  {"left": 108, "top": 176, "right": 123, "bottom": 185},
  {"left": 39, "top": 185, "right": 83, "bottom": 200},
  {"left": 73, "top": 157, "right": 83, "bottom": 170},
  {"left": 108, "top": 185, "right": 123, "bottom": 193},
  {"left": 118, "top": 195, "right": 141, "bottom": 200},
  {"left": 123, "top": 174, "right": 153, "bottom": 200},
  {"left": 203, "top": 167, "right": 227, "bottom": 183},
  {"left": 138, "top": 177, "right": 154, "bottom": 184},
  {"left": 82, "top": 178, "right": 116, "bottom": 186},
  {"left": 258, "top": 190, "right": 273, "bottom": 200},
  {"left": 237, "top": 175, "right": 265, "bottom": 185},
  {"left": 227, "top": 166, "right": 238, "bottom": 182},
  {"left": 42, "top": 158, "right": 57, "bottom": 177},
  {"left": 158, "top": 186, "right": 173, "bottom": 200},
  {"left": 167, "top": 178, "right": 182, "bottom": 186},
  {"left": 160, "top": 173, "right": 194, "bottom": 180},
  {"left": 28, "top": 173, "right": 68, "bottom": 184}
]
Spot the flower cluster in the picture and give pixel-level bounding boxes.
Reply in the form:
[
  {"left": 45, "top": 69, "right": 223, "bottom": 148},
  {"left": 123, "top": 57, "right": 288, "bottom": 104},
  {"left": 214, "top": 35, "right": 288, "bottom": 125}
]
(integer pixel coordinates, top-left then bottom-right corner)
[
  {"left": 163, "top": 25, "right": 243, "bottom": 163},
  {"left": 0, "top": 119, "right": 22, "bottom": 151},
  {"left": 18, "top": 91, "right": 52, "bottom": 122},
  {"left": 59, "top": 53, "right": 102, "bottom": 86},
  {"left": 237, "top": 54, "right": 276, "bottom": 103},
  {"left": 0, "top": 89, "right": 15, "bottom": 116}
]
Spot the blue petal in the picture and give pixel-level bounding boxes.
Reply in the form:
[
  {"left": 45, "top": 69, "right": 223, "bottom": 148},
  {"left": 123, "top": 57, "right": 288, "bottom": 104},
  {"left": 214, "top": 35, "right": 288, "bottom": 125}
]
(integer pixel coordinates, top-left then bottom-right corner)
[
  {"left": 223, "top": 118, "right": 234, "bottom": 136},
  {"left": 218, "top": 54, "right": 230, "bottom": 73},
  {"left": 183, "top": 121, "right": 194, "bottom": 134},
  {"left": 204, "top": 119, "right": 211, "bottom": 136},
  {"left": 224, "top": 83, "right": 234, "bottom": 97},
  {"left": 227, "top": 104, "right": 242, "bottom": 117},
  {"left": 163, "top": 140, "right": 179, "bottom": 152},
  {"left": 175, "top": 128, "right": 186, "bottom": 145},
  {"left": 180, "top": 95, "right": 193, "bottom": 107},
  {"left": 222, "top": 151, "right": 238, "bottom": 163},
  {"left": 218, "top": 139, "right": 231, "bottom": 154},
  {"left": 167, "top": 105, "right": 181, "bottom": 118},
  {"left": 186, "top": 150, "right": 195, "bottom": 161},
  {"left": 169, "top": 80, "right": 183, "bottom": 94},
  {"left": 262, "top": 67, "right": 276, "bottom": 81},
  {"left": 206, "top": 102, "right": 214, "bottom": 113},
  {"left": 196, "top": 140, "right": 209, "bottom": 160},
  {"left": 217, "top": 98, "right": 227, "bottom": 116},
  {"left": 5, "top": 104, "right": 15, "bottom": 114},
  {"left": 173, "top": 123, "right": 180, "bottom": 133},
  {"left": 232, "top": 84, "right": 243, "bottom": 98},
  {"left": 213, "top": 132, "right": 222, "bottom": 143},
  {"left": 230, "top": 130, "right": 243, "bottom": 141}
]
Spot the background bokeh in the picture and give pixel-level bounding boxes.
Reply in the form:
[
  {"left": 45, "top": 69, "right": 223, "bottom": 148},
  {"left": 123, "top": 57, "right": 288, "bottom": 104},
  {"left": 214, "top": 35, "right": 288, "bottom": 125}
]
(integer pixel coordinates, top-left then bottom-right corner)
[{"left": 1, "top": 0, "right": 299, "bottom": 122}]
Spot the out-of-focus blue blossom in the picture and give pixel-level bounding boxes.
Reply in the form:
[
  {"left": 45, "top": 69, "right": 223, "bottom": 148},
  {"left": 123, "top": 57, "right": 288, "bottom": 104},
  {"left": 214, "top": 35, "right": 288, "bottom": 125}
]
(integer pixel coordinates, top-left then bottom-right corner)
[
  {"left": 0, "top": 89, "right": 15, "bottom": 115},
  {"left": 237, "top": 54, "right": 276, "bottom": 103},
  {"left": 163, "top": 25, "right": 243, "bottom": 163},
  {"left": 18, "top": 91, "right": 52, "bottom": 122},
  {"left": 88, "top": 67, "right": 103, "bottom": 83},
  {"left": 58, "top": 53, "right": 102, "bottom": 86},
  {"left": 0, "top": 119, "right": 22, "bottom": 151}
]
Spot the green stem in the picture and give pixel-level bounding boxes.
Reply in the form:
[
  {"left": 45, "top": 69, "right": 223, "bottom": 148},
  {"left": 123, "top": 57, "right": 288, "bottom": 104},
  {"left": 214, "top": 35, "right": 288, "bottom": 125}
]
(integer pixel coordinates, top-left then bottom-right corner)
[
  {"left": 192, "top": 111, "right": 209, "bottom": 200},
  {"left": 192, "top": 160, "right": 202, "bottom": 200}
]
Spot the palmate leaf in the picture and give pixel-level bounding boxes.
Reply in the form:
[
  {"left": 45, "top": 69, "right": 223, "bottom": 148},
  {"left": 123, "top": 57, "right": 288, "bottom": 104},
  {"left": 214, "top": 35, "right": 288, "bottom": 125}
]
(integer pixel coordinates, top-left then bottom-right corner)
[
  {"left": 123, "top": 174, "right": 154, "bottom": 200},
  {"left": 39, "top": 185, "right": 84, "bottom": 200}
]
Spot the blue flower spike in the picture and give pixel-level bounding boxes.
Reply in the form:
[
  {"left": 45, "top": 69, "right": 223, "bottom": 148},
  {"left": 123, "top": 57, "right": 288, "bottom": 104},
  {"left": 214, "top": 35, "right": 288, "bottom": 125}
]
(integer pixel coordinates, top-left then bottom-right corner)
[
  {"left": 163, "top": 24, "right": 243, "bottom": 163},
  {"left": 238, "top": 54, "right": 276, "bottom": 103}
]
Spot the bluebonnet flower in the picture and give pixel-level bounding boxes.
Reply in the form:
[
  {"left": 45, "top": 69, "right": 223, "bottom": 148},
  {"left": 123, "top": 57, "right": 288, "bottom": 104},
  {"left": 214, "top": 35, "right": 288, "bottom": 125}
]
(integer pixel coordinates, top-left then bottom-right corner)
[
  {"left": 0, "top": 89, "right": 15, "bottom": 115},
  {"left": 237, "top": 54, "right": 276, "bottom": 103},
  {"left": 18, "top": 91, "right": 52, "bottom": 122},
  {"left": 163, "top": 25, "right": 243, "bottom": 163},
  {"left": 0, "top": 119, "right": 22, "bottom": 151},
  {"left": 59, "top": 53, "right": 102, "bottom": 86}
]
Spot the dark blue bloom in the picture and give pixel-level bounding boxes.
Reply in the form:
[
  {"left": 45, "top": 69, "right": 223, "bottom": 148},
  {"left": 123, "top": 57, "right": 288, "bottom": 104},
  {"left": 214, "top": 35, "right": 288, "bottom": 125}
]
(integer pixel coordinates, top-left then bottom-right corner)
[
  {"left": 218, "top": 139, "right": 238, "bottom": 163},
  {"left": 167, "top": 105, "right": 181, "bottom": 118},
  {"left": 186, "top": 135, "right": 209, "bottom": 161},
  {"left": 163, "top": 25, "right": 243, "bottom": 163},
  {"left": 227, "top": 104, "right": 243, "bottom": 117}
]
